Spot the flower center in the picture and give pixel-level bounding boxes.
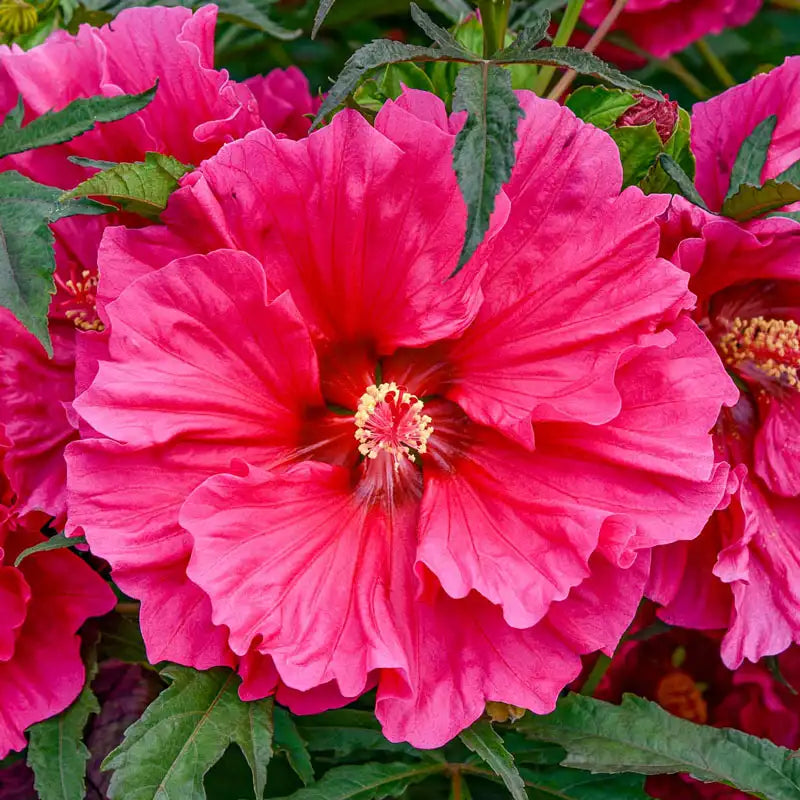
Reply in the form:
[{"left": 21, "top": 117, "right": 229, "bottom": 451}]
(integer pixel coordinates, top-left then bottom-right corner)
[
  {"left": 353, "top": 382, "right": 433, "bottom": 469},
  {"left": 718, "top": 316, "right": 800, "bottom": 392},
  {"left": 655, "top": 671, "right": 708, "bottom": 724},
  {"left": 56, "top": 268, "right": 104, "bottom": 332}
]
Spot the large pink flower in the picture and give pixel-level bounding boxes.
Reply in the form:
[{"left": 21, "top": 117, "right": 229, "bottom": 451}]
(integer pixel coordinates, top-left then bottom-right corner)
[
  {"left": 581, "top": 0, "right": 761, "bottom": 59},
  {"left": 649, "top": 60, "right": 800, "bottom": 666},
  {"left": 0, "top": 427, "right": 114, "bottom": 759},
  {"left": 67, "top": 90, "right": 735, "bottom": 747},
  {"left": 0, "top": 4, "right": 317, "bottom": 519}
]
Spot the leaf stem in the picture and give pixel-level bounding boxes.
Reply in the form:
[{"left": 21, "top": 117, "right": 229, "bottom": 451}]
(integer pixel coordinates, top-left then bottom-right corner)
[
  {"left": 695, "top": 38, "right": 735, "bottom": 88},
  {"left": 532, "top": 0, "right": 586, "bottom": 95},
  {"left": 660, "top": 55, "right": 712, "bottom": 100},
  {"left": 477, "top": 0, "right": 511, "bottom": 58},
  {"left": 580, "top": 653, "right": 612, "bottom": 697},
  {"left": 547, "top": 0, "right": 629, "bottom": 101}
]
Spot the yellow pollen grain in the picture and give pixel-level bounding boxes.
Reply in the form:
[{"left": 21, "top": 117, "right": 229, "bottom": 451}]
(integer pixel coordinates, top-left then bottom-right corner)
[{"left": 718, "top": 316, "right": 800, "bottom": 390}]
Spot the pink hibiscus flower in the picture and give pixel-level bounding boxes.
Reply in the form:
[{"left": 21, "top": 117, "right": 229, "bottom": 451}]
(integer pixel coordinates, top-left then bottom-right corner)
[
  {"left": 649, "top": 59, "right": 800, "bottom": 666},
  {"left": 67, "top": 90, "right": 735, "bottom": 747},
  {"left": 0, "top": 426, "right": 114, "bottom": 759},
  {"left": 0, "top": 4, "right": 317, "bottom": 519},
  {"left": 596, "top": 619, "right": 800, "bottom": 799},
  {"left": 581, "top": 0, "right": 761, "bottom": 59}
]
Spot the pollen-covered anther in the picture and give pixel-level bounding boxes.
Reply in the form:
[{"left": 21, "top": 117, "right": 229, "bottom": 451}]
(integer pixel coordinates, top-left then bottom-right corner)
[
  {"left": 58, "top": 269, "right": 105, "bottom": 332},
  {"left": 353, "top": 382, "right": 433, "bottom": 469},
  {"left": 718, "top": 316, "right": 800, "bottom": 391}
]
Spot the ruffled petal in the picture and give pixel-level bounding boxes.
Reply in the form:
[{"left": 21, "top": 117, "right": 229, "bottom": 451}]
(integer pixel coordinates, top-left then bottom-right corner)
[
  {"left": 182, "top": 462, "right": 412, "bottom": 697},
  {"left": 753, "top": 393, "right": 800, "bottom": 497},
  {"left": 244, "top": 66, "right": 320, "bottom": 140},
  {"left": 444, "top": 93, "right": 691, "bottom": 445},
  {"left": 0, "top": 566, "right": 30, "bottom": 660},
  {"left": 74, "top": 250, "right": 323, "bottom": 449}
]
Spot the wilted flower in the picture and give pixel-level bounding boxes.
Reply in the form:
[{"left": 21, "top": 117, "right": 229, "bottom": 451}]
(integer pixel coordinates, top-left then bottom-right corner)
[{"left": 68, "top": 90, "right": 735, "bottom": 747}]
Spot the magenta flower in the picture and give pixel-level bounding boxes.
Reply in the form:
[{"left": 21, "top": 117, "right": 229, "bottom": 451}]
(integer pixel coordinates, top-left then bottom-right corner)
[
  {"left": 650, "top": 60, "right": 800, "bottom": 666},
  {"left": 0, "top": 427, "right": 114, "bottom": 759},
  {"left": 0, "top": 4, "right": 318, "bottom": 519},
  {"left": 68, "top": 91, "right": 735, "bottom": 746},
  {"left": 582, "top": 0, "right": 761, "bottom": 59}
]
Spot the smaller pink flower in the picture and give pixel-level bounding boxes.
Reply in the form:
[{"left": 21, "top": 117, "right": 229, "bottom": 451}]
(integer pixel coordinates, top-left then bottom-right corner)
[
  {"left": 582, "top": 0, "right": 761, "bottom": 59},
  {"left": 0, "top": 427, "right": 114, "bottom": 759},
  {"left": 245, "top": 66, "right": 321, "bottom": 141}
]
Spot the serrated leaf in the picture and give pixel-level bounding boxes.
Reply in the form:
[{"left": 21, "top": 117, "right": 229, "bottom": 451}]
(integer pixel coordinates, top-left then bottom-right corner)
[
  {"left": 103, "top": 666, "right": 273, "bottom": 800},
  {"left": 452, "top": 63, "right": 523, "bottom": 273},
  {"left": 721, "top": 179, "right": 800, "bottom": 222},
  {"left": 294, "top": 709, "right": 421, "bottom": 759},
  {"left": 519, "top": 766, "right": 649, "bottom": 799},
  {"left": 776, "top": 158, "right": 800, "bottom": 185},
  {"left": 274, "top": 762, "right": 441, "bottom": 800},
  {"left": 657, "top": 154, "right": 709, "bottom": 211},
  {"left": 27, "top": 674, "right": 99, "bottom": 800},
  {"left": 0, "top": 171, "right": 112, "bottom": 356},
  {"left": 564, "top": 85, "right": 637, "bottom": 130},
  {"left": 499, "top": 12, "right": 552, "bottom": 61},
  {"left": 0, "top": 84, "right": 156, "bottom": 158},
  {"left": 517, "top": 693, "right": 800, "bottom": 800},
  {"left": 459, "top": 720, "right": 526, "bottom": 800},
  {"left": 68, "top": 155, "right": 117, "bottom": 170},
  {"left": 62, "top": 152, "right": 192, "bottom": 219},
  {"left": 409, "top": 2, "right": 468, "bottom": 53},
  {"left": 726, "top": 114, "right": 777, "bottom": 201},
  {"left": 97, "top": 612, "right": 150, "bottom": 666},
  {"left": 494, "top": 45, "right": 660, "bottom": 99},
  {"left": 13, "top": 532, "right": 87, "bottom": 567},
  {"left": 429, "top": 0, "right": 471, "bottom": 22},
  {"left": 313, "top": 39, "right": 478, "bottom": 126},
  {"left": 273, "top": 708, "right": 314, "bottom": 786},
  {"left": 312, "top": 0, "right": 335, "bottom": 37},
  {"left": 607, "top": 123, "right": 664, "bottom": 187}
]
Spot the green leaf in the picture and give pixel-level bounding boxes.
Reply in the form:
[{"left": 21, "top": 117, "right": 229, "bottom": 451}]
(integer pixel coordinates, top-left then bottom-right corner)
[
  {"left": 27, "top": 671, "right": 99, "bottom": 800},
  {"left": 429, "top": 0, "right": 471, "bottom": 22},
  {"left": 68, "top": 155, "right": 117, "bottom": 170},
  {"left": 273, "top": 762, "right": 441, "bottom": 800},
  {"left": 355, "top": 62, "right": 436, "bottom": 112},
  {"left": 493, "top": 45, "right": 661, "bottom": 99},
  {"left": 500, "top": 13, "right": 553, "bottom": 61},
  {"left": 776, "top": 157, "right": 800, "bottom": 185},
  {"left": 13, "top": 532, "right": 87, "bottom": 567},
  {"left": 721, "top": 179, "right": 800, "bottom": 222},
  {"left": 519, "top": 766, "right": 649, "bottom": 799},
  {"left": 657, "top": 154, "right": 710, "bottom": 211},
  {"left": 769, "top": 211, "right": 800, "bottom": 222},
  {"left": 451, "top": 63, "right": 524, "bottom": 273},
  {"left": 517, "top": 693, "right": 800, "bottom": 800},
  {"left": 639, "top": 107, "right": 695, "bottom": 195},
  {"left": 97, "top": 612, "right": 150, "bottom": 666},
  {"left": 0, "top": 171, "right": 112, "bottom": 356},
  {"left": 564, "top": 85, "right": 637, "bottom": 130},
  {"left": 313, "top": 39, "right": 478, "bottom": 126},
  {"left": 607, "top": 123, "right": 664, "bottom": 187},
  {"left": 273, "top": 708, "right": 314, "bottom": 786},
  {"left": 294, "top": 709, "right": 422, "bottom": 759},
  {"left": 409, "top": 2, "right": 469, "bottom": 54},
  {"left": 459, "top": 720, "right": 526, "bottom": 800},
  {"left": 726, "top": 114, "right": 777, "bottom": 201},
  {"left": 103, "top": 666, "right": 273, "bottom": 800},
  {"left": 62, "top": 152, "right": 192, "bottom": 219},
  {"left": 312, "top": 0, "right": 335, "bottom": 37},
  {"left": 0, "top": 84, "right": 156, "bottom": 158}
]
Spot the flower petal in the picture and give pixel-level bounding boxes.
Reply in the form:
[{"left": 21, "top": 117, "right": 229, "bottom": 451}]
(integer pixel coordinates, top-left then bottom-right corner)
[
  {"left": 182, "top": 462, "right": 412, "bottom": 697},
  {"left": 753, "top": 392, "right": 800, "bottom": 497}
]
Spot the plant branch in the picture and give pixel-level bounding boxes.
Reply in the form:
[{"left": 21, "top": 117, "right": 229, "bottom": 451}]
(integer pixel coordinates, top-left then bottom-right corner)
[
  {"left": 695, "top": 38, "right": 735, "bottom": 87},
  {"left": 547, "top": 0, "right": 628, "bottom": 101},
  {"left": 532, "top": 0, "right": 586, "bottom": 95}
]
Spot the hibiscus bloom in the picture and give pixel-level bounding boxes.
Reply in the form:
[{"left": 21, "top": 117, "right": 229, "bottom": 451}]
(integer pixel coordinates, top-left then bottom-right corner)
[
  {"left": 0, "top": 3, "right": 317, "bottom": 519},
  {"left": 581, "top": 0, "right": 761, "bottom": 59},
  {"left": 649, "top": 59, "right": 800, "bottom": 666},
  {"left": 67, "top": 90, "right": 734, "bottom": 747},
  {"left": 596, "top": 618, "right": 800, "bottom": 799},
  {"left": 0, "top": 426, "right": 114, "bottom": 759}
]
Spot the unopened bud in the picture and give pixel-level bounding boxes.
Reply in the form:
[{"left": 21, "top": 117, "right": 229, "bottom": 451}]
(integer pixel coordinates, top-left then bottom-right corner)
[{"left": 617, "top": 94, "right": 679, "bottom": 143}]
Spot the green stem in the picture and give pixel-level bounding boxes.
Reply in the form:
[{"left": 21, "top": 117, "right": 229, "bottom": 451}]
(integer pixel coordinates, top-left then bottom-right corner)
[
  {"left": 695, "top": 38, "right": 735, "bottom": 88},
  {"left": 580, "top": 653, "right": 612, "bottom": 697},
  {"left": 477, "top": 0, "right": 511, "bottom": 58},
  {"left": 533, "top": 0, "right": 586, "bottom": 95},
  {"left": 661, "top": 56, "right": 712, "bottom": 100}
]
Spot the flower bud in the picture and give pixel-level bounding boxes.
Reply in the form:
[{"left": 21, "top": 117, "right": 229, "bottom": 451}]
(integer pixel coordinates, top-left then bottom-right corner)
[{"left": 617, "top": 94, "right": 679, "bottom": 143}]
